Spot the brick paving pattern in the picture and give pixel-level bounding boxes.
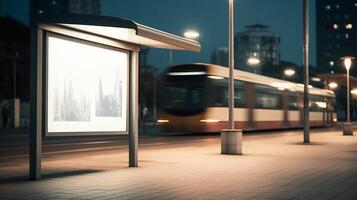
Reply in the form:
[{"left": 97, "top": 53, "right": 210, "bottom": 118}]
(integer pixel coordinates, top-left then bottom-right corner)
[{"left": 0, "top": 130, "right": 357, "bottom": 200}]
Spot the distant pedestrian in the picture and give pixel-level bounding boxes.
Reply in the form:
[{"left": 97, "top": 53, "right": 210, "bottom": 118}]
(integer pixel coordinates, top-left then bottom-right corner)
[{"left": 2, "top": 102, "right": 10, "bottom": 128}]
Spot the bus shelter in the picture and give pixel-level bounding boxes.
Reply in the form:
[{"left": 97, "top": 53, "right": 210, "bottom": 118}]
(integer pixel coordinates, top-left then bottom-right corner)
[{"left": 30, "top": 14, "right": 200, "bottom": 180}]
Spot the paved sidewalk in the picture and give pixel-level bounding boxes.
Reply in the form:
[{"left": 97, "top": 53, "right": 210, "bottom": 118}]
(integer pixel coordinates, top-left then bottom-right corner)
[{"left": 1, "top": 130, "right": 357, "bottom": 200}]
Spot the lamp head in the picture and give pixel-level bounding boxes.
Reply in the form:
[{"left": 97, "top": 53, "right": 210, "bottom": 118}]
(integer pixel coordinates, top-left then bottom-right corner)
[
  {"left": 184, "top": 30, "right": 200, "bottom": 40},
  {"left": 328, "top": 82, "right": 338, "bottom": 90},
  {"left": 247, "top": 57, "right": 260, "bottom": 66},
  {"left": 342, "top": 56, "right": 355, "bottom": 71},
  {"left": 284, "top": 69, "right": 295, "bottom": 77}
]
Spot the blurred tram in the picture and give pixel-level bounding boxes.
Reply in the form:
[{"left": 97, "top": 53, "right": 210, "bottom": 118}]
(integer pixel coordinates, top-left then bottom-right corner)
[{"left": 158, "top": 63, "right": 336, "bottom": 133}]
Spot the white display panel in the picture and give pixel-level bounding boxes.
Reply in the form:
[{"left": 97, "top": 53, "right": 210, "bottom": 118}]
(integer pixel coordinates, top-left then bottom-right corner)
[{"left": 47, "top": 34, "right": 128, "bottom": 134}]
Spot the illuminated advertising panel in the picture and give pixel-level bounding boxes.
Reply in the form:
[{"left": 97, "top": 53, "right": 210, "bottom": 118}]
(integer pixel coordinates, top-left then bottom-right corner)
[{"left": 47, "top": 34, "right": 128, "bottom": 134}]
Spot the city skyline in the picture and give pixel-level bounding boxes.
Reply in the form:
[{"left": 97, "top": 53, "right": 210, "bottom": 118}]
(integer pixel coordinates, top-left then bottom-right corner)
[
  {"left": 53, "top": 78, "right": 91, "bottom": 122},
  {"left": 1, "top": 0, "right": 318, "bottom": 69}
]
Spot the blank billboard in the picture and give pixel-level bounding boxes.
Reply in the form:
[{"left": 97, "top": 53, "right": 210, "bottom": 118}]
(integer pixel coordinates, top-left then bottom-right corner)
[{"left": 47, "top": 34, "right": 128, "bottom": 134}]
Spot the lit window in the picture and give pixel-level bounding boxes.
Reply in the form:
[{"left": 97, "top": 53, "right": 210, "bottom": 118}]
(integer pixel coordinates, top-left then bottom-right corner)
[
  {"left": 333, "top": 24, "right": 339, "bottom": 29},
  {"left": 329, "top": 61, "right": 335, "bottom": 66},
  {"left": 336, "top": 4, "right": 340, "bottom": 9},
  {"left": 355, "top": 3, "right": 357, "bottom": 7},
  {"left": 52, "top": 0, "right": 56, "bottom": 5},
  {"left": 326, "top": 5, "right": 331, "bottom": 10},
  {"left": 346, "top": 24, "right": 353, "bottom": 29},
  {"left": 346, "top": 33, "right": 350, "bottom": 39}
]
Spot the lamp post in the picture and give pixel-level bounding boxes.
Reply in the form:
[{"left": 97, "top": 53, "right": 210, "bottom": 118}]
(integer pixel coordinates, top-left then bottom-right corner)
[
  {"left": 342, "top": 56, "right": 354, "bottom": 135},
  {"left": 221, "top": 0, "right": 242, "bottom": 155},
  {"left": 303, "top": 0, "right": 310, "bottom": 143},
  {"left": 228, "top": 0, "right": 234, "bottom": 131}
]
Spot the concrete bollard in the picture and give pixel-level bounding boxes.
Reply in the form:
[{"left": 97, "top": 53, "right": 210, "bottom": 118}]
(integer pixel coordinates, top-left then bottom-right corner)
[
  {"left": 221, "top": 129, "right": 242, "bottom": 155},
  {"left": 343, "top": 122, "right": 354, "bottom": 136}
]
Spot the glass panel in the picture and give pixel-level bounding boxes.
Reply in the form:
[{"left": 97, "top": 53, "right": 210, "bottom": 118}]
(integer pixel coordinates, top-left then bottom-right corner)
[
  {"left": 309, "top": 95, "right": 328, "bottom": 112},
  {"left": 256, "top": 93, "right": 281, "bottom": 109},
  {"left": 208, "top": 79, "right": 246, "bottom": 108},
  {"left": 288, "top": 95, "right": 298, "bottom": 110},
  {"left": 164, "top": 80, "right": 206, "bottom": 116},
  {"left": 255, "top": 84, "right": 282, "bottom": 109}
]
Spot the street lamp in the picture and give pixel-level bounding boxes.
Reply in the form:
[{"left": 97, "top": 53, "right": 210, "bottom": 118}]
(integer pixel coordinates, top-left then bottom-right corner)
[
  {"left": 184, "top": 30, "right": 200, "bottom": 40},
  {"left": 342, "top": 56, "right": 355, "bottom": 135},
  {"left": 351, "top": 89, "right": 357, "bottom": 95},
  {"left": 284, "top": 69, "right": 295, "bottom": 77},
  {"left": 247, "top": 55, "right": 260, "bottom": 74},
  {"left": 303, "top": 0, "right": 310, "bottom": 143},
  {"left": 247, "top": 57, "right": 260, "bottom": 66},
  {"left": 169, "top": 30, "right": 200, "bottom": 66},
  {"left": 221, "top": 0, "right": 242, "bottom": 155},
  {"left": 328, "top": 82, "right": 338, "bottom": 90},
  {"left": 284, "top": 68, "right": 295, "bottom": 80}
]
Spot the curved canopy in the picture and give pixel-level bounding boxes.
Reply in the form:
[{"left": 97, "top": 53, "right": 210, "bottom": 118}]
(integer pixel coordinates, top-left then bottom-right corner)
[{"left": 36, "top": 14, "right": 201, "bottom": 52}]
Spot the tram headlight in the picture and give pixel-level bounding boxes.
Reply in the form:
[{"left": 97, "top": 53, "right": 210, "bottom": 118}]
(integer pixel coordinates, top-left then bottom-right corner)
[
  {"left": 157, "top": 119, "right": 169, "bottom": 123},
  {"left": 200, "top": 119, "right": 220, "bottom": 123}
]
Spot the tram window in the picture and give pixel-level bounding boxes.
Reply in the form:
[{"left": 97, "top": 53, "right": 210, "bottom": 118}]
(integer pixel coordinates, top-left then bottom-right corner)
[
  {"left": 255, "top": 84, "right": 282, "bottom": 109},
  {"left": 234, "top": 80, "right": 245, "bottom": 107},
  {"left": 211, "top": 86, "right": 228, "bottom": 107},
  {"left": 309, "top": 95, "right": 327, "bottom": 111},
  {"left": 288, "top": 95, "right": 298, "bottom": 110},
  {"left": 163, "top": 80, "right": 207, "bottom": 116},
  {"left": 256, "top": 93, "right": 282, "bottom": 109},
  {"left": 234, "top": 89, "right": 245, "bottom": 107},
  {"left": 209, "top": 79, "right": 245, "bottom": 107}
]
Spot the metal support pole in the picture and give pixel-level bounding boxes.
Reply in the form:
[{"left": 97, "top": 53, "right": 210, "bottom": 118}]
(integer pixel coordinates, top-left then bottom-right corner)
[
  {"left": 347, "top": 69, "right": 350, "bottom": 123},
  {"left": 29, "top": 15, "right": 43, "bottom": 179},
  {"left": 228, "top": 0, "right": 235, "bottom": 130},
  {"left": 303, "top": 0, "right": 310, "bottom": 143},
  {"left": 129, "top": 51, "right": 139, "bottom": 167}
]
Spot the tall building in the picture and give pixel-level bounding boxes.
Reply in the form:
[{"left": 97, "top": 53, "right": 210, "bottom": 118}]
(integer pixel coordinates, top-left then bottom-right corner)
[
  {"left": 316, "top": 0, "right": 357, "bottom": 75},
  {"left": 34, "top": 0, "right": 101, "bottom": 15},
  {"left": 0, "top": 16, "right": 30, "bottom": 101},
  {"left": 235, "top": 24, "right": 280, "bottom": 74},
  {"left": 211, "top": 47, "right": 228, "bottom": 67}
]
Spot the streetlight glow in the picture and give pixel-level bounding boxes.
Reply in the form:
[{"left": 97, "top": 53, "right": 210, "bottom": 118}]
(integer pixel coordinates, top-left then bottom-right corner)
[
  {"left": 247, "top": 57, "right": 260, "bottom": 66},
  {"left": 351, "top": 89, "right": 357, "bottom": 95},
  {"left": 341, "top": 56, "right": 355, "bottom": 135},
  {"left": 328, "top": 82, "right": 338, "bottom": 89},
  {"left": 184, "top": 30, "right": 200, "bottom": 39},
  {"left": 343, "top": 57, "right": 353, "bottom": 71},
  {"left": 284, "top": 69, "right": 295, "bottom": 77}
]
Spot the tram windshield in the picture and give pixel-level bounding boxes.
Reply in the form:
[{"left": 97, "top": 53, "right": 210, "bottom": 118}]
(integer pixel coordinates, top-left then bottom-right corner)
[{"left": 164, "top": 78, "right": 207, "bottom": 116}]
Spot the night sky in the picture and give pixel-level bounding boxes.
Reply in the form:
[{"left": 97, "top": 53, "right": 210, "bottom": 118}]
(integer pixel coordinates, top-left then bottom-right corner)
[{"left": 1, "top": 0, "right": 317, "bottom": 69}]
